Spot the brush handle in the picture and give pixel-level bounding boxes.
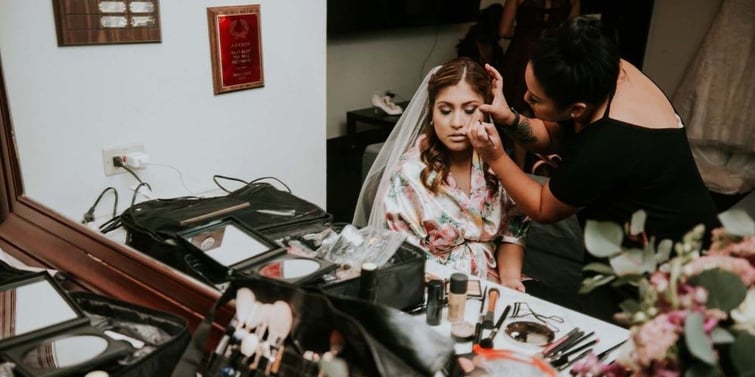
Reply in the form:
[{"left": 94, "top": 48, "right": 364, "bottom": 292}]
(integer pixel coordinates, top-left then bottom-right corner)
[{"left": 488, "top": 304, "right": 511, "bottom": 339}]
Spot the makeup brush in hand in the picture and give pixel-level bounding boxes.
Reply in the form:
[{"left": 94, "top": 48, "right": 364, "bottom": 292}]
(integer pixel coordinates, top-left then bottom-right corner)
[{"left": 479, "top": 304, "right": 511, "bottom": 349}]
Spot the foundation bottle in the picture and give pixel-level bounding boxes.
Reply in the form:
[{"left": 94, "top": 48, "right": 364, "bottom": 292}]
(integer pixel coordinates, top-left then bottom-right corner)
[{"left": 447, "top": 273, "right": 468, "bottom": 323}]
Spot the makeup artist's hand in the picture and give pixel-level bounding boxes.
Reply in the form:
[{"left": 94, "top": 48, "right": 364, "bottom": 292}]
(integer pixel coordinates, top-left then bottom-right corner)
[
  {"left": 467, "top": 120, "right": 505, "bottom": 164},
  {"left": 500, "top": 277, "right": 526, "bottom": 293},
  {"left": 480, "top": 64, "right": 517, "bottom": 126}
]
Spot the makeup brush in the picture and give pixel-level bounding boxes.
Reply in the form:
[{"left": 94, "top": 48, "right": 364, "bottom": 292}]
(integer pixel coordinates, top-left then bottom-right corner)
[
  {"left": 482, "top": 288, "right": 499, "bottom": 329},
  {"left": 265, "top": 301, "right": 294, "bottom": 374},
  {"left": 473, "top": 286, "right": 488, "bottom": 344},
  {"left": 208, "top": 288, "right": 256, "bottom": 373},
  {"left": 479, "top": 304, "right": 511, "bottom": 349}
]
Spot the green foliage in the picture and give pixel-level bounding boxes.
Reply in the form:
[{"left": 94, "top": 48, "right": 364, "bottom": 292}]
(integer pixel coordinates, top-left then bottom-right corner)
[
  {"left": 684, "top": 311, "right": 716, "bottom": 365},
  {"left": 688, "top": 269, "right": 747, "bottom": 312},
  {"left": 582, "top": 262, "right": 615, "bottom": 275},
  {"left": 710, "top": 327, "right": 735, "bottom": 345},
  {"left": 730, "top": 332, "right": 755, "bottom": 376},
  {"left": 578, "top": 274, "right": 615, "bottom": 294},
  {"left": 584, "top": 220, "right": 624, "bottom": 258}
]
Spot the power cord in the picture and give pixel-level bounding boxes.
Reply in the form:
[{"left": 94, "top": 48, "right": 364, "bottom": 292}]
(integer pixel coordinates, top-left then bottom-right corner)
[
  {"left": 130, "top": 181, "right": 153, "bottom": 206},
  {"left": 82, "top": 187, "right": 118, "bottom": 225},
  {"left": 112, "top": 156, "right": 146, "bottom": 185},
  {"left": 142, "top": 162, "right": 197, "bottom": 196}
]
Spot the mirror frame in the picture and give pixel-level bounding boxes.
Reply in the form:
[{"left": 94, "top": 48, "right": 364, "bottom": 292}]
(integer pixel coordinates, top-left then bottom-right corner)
[{"left": 0, "top": 58, "right": 221, "bottom": 329}]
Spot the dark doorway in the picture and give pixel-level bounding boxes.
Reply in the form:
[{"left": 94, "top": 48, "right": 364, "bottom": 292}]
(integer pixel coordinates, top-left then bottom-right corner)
[{"left": 582, "top": 0, "right": 655, "bottom": 68}]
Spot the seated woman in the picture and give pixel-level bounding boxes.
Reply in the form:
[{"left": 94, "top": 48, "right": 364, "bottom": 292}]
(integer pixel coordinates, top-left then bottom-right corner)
[{"left": 355, "top": 57, "right": 530, "bottom": 291}]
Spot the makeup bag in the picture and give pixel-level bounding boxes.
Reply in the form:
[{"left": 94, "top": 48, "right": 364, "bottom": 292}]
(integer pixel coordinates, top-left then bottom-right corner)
[
  {"left": 170, "top": 274, "right": 458, "bottom": 377},
  {"left": 112, "top": 177, "right": 427, "bottom": 311},
  {"left": 110, "top": 178, "right": 332, "bottom": 284}
]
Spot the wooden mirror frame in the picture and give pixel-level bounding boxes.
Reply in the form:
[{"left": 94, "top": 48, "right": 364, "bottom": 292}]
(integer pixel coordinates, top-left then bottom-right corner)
[{"left": 0, "top": 58, "right": 220, "bottom": 329}]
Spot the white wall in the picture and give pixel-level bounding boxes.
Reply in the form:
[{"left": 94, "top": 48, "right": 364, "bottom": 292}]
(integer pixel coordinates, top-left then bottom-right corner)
[{"left": 0, "top": 1, "right": 327, "bottom": 222}]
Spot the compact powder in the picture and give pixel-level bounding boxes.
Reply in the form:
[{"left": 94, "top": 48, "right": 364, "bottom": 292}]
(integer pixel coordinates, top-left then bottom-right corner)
[{"left": 451, "top": 321, "right": 475, "bottom": 342}]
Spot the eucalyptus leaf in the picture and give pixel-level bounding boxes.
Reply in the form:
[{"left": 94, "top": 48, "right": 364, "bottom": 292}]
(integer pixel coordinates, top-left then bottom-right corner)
[
  {"left": 718, "top": 209, "right": 755, "bottom": 237},
  {"left": 683, "top": 362, "right": 719, "bottom": 377},
  {"left": 655, "top": 239, "right": 673, "bottom": 263},
  {"left": 619, "top": 299, "right": 640, "bottom": 313},
  {"left": 731, "top": 332, "right": 755, "bottom": 376},
  {"left": 584, "top": 220, "right": 624, "bottom": 258},
  {"left": 611, "top": 274, "right": 644, "bottom": 287},
  {"left": 685, "top": 311, "right": 716, "bottom": 365},
  {"left": 688, "top": 269, "right": 747, "bottom": 311},
  {"left": 610, "top": 249, "right": 655, "bottom": 276},
  {"left": 578, "top": 275, "right": 616, "bottom": 294},
  {"left": 583, "top": 262, "right": 615, "bottom": 275},
  {"left": 711, "top": 327, "right": 735, "bottom": 344},
  {"left": 629, "top": 210, "right": 647, "bottom": 235}
]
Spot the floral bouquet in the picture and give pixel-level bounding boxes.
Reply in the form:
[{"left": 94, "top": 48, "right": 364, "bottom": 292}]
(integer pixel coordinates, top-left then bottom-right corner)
[{"left": 572, "top": 209, "right": 755, "bottom": 376}]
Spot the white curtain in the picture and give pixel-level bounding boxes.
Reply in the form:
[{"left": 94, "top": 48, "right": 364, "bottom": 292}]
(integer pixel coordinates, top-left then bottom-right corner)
[{"left": 673, "top": 0, "right": 755, "bottom": 194}]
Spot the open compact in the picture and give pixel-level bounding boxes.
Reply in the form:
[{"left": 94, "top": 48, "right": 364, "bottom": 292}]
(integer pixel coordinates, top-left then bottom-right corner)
[
  {"left": 0, "top": 272, "right": 131, "bottom": 377},
  {"left": 504, "top": 321, "right": 555, "bottom": 347},
  {"left": 179, "top": 217, "right": 336, "bottom": 285}
]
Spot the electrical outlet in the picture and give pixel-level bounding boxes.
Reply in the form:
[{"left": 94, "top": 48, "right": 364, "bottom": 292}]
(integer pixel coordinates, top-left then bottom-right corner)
[{"left": 102, "top": 144, "right": 145, "bottom": 176}]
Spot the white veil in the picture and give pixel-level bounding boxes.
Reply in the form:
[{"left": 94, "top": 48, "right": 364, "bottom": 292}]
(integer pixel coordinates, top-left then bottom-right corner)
[{"left": 352, "top": 66, "right": 441, "bottom": 227}]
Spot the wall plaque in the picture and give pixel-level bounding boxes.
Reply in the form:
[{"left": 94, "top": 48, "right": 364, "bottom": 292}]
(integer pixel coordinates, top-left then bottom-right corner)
[
  {"left": 52, "top": 0, "right": 161, "bottom": 46},
  {"left": 207, "top": 5, "right": 265, "bottom": 95}
]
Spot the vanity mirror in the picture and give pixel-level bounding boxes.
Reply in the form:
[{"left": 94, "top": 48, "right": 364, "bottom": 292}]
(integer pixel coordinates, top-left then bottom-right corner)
[{"left": 0, "top": 272, "right": 131, "bottom": 377}]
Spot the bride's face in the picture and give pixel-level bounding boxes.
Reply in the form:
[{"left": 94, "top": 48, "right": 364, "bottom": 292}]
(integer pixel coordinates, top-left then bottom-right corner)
[{"left": 432, "top": 81, "right": 485, "bottom": 153}]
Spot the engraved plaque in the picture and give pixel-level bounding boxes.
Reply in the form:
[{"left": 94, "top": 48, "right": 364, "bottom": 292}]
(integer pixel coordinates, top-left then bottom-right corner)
[
  {"left": 207, "top": 5, "right": 265, "bottom": 94},
  {"left": 53, "top": 0, "right": 162, "bottom": 46},
  {"left": 129, "top": 1, "right": 155, "bottom": 13},
  {"left": 99, "top": 1, "right": 127, "bottom": 13}
]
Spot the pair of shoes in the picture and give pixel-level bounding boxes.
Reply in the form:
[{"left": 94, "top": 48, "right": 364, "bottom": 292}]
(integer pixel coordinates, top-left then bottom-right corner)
[{"left": 372, "top": 93, "right": 403, "bottom": 115}]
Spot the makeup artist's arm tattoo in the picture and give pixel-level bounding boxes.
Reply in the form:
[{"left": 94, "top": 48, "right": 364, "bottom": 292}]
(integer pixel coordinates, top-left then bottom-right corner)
[{"left": 505, "top": 117, "right": 537, "bottom": 145}]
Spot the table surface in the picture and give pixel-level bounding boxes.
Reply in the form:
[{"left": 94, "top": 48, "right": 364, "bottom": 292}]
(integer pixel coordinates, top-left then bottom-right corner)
[{"left": 423, "top": 261, "right": 629, "bottom": 377}]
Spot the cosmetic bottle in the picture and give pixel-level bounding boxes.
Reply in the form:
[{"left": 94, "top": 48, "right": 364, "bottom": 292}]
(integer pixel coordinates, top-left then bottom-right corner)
[
  {"left": 359, "top": 262, "right": 378, "bottom": 303},
  {"left": 447, "top": 273, "right": 468, "bottom": 323},
  {"left": 426, "top": 279, "right": 444, "bottom": 326}
]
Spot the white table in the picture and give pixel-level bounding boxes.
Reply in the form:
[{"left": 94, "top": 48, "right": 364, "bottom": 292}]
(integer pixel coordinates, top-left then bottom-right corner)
[{"left": 423, "top": 261, "right": 628, "bottom": 376}]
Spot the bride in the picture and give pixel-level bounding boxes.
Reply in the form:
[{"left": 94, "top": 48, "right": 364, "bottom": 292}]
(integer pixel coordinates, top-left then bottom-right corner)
[{"left": 354, "top": 57, "right": 529, "bottom": 291}]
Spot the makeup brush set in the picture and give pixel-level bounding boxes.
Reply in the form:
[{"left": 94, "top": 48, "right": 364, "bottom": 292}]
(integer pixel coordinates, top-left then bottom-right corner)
[{"left": 171, "top": 274, "right": 457, "bottom": 377}]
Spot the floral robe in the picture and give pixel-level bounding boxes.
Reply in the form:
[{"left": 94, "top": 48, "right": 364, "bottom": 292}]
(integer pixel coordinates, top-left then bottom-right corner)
[{"left": 384, "top": 136, "right": 530, "bottom": 280}]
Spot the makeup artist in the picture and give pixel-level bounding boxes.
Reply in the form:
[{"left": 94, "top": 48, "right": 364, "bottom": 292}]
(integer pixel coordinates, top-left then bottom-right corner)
[{"left": 467, "top": 17, "right": 719, "bottom": 321}]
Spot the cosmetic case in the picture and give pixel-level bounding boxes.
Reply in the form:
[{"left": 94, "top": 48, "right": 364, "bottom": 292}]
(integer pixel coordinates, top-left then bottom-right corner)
[
  {"left": 0, "top": 261, "right": 189, "bottom": 377},
  {"left": 112, "top": 177, "right": 426, "bottom": 311}
]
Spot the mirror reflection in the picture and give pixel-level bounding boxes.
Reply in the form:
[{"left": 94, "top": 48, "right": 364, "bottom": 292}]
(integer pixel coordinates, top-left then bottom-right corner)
[
  {"left": 0, "top": 278, "right": 79, "bottom": 340},
  {"left": 21, "top": 335, "right": 108, "bottom": 369},
  {"left": 258, "top": 259, "right": 320, "bottom": 280},
  {"left": 182, "top": 223, "right": 272, "bottom": 267},
  {"left": 504, "top": 321, "right": 554, "bottom": 347}
]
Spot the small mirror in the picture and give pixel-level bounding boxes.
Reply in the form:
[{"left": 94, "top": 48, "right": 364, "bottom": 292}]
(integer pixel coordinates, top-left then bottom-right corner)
[
  {"left": 504, "top": 321, "right": 554, "bottom": 347},
  {"left": 0, "top": 275, "right": 81, "bottom": 342},
  {"left": 258, "top": 259, "right": 321, "bottom": 280},
  {"left": 182, "top": 221, "right": 275, "bottom": 267},
  {"left": 21, "top": 335, "right": 108, "bottom": 369}
]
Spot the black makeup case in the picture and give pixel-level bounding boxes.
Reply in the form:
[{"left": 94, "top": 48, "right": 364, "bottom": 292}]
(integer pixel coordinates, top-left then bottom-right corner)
[
  {"left": 0, "top": 262, "right": 189, "bottom": 377},
  {"left": 111, "top": 177, "right": 426, "bottom": 311},
  {"left": 170, "top": 274, "right": 457, "bottom": 377}
]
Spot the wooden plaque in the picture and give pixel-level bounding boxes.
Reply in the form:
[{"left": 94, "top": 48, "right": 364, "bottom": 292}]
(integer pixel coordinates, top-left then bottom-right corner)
[
  {"left": 207, "top": 5, "right": 265, "bottom": 95},
  {"left": 52, "top": 0, "right": 161, "bottom": 46}
]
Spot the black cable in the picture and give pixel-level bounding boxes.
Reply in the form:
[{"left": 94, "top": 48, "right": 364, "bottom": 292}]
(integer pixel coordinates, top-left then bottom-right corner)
[
  {"left": 131, "top": 181, "right": 153, "bottom": 206},
  {"left": 249, "top": 176, "right": 291, "bottom": 193},
  {"left": 119, "top": 164, "right": 145, "bottom": 185},
  {"left": 82, "top": 187, "right": 118, "bottom": 224},
  {"left": 213, "top": 175, "right": 249, "bottom": 193}
]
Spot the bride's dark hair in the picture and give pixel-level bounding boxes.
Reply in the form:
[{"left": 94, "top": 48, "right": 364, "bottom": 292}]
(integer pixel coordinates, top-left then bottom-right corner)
[{"left": 420, "top": 57, "right": 498, "bottom": 194}]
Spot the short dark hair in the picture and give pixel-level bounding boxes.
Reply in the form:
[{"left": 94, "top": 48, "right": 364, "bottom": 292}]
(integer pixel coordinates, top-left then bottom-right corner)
[{"left": 530, "top": 17, "right": 620, "bottom": 108}]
